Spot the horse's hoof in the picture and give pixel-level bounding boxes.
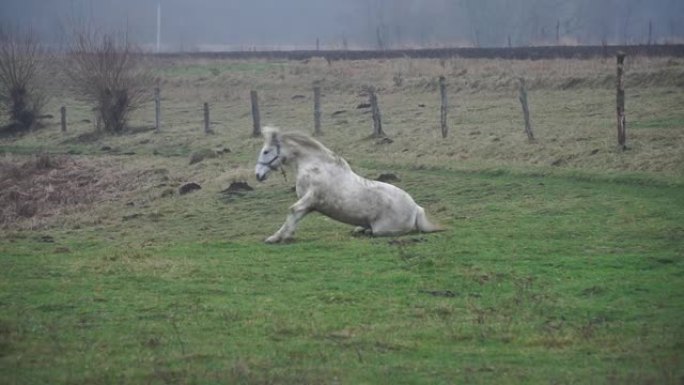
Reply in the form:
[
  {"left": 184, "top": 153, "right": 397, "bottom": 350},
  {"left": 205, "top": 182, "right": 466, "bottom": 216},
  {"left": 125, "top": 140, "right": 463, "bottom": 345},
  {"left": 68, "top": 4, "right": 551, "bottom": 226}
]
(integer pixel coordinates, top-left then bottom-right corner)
[
  {"left": 265, "top": 235, "right": 280, "bottom": 244},
  {"left": 352, "top": 227, "right": 372, "bottom": 236}
]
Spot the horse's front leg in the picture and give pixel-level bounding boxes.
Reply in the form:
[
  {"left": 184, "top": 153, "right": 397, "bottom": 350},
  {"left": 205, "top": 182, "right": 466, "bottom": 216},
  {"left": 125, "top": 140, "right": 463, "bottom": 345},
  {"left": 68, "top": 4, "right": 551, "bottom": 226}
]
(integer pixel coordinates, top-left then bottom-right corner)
[{"left": 265, "top": 190, "right": 315, "bottom": 243}]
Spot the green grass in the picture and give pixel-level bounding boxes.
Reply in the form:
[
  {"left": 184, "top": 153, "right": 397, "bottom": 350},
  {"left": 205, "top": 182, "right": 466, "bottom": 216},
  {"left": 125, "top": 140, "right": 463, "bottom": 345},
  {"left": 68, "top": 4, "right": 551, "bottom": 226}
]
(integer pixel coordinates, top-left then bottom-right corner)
[
  {"left": 1, "top": 167, "right": 682, "bottom": 384},
  {"left": 630, "top": 117, "right": 684, "bottom": 129}
]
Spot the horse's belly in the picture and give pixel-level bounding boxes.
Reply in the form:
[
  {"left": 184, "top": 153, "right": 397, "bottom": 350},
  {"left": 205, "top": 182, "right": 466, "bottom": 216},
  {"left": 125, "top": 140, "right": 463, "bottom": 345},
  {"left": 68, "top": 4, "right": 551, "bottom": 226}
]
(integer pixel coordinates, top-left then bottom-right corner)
[
  {"left": 313, "top": 191, "right": 376, "bottom": 227},
  {"left": 313, "top": 187, "right": 400, "bottom": 228},
  {"left": 315, "top": 204, "right": 370, "bottom": 227}
]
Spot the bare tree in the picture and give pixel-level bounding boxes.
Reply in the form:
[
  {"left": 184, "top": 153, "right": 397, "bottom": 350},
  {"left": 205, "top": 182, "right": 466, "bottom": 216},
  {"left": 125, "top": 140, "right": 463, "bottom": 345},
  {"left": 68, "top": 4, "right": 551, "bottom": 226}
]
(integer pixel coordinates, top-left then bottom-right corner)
[
  {"left": 0, "top": 26, "right": 47, "bottom": 132},
  {"left": 65, "top": 28, "right": 153, "bottom": 133}
]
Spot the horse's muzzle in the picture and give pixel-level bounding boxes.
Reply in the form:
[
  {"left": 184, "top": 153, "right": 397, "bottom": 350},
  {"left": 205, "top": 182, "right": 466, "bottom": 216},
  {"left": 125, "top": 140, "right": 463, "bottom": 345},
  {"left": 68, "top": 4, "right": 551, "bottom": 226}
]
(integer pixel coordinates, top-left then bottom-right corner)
[{"left": 256, "top": 172, "right": 268, "bottom": 182}]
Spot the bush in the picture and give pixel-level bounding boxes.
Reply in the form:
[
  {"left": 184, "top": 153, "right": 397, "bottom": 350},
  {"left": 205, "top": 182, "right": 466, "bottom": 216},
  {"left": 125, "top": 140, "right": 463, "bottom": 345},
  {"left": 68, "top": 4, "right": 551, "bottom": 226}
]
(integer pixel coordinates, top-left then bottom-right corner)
[
  {"left": 0, "top": 26, "right": 47, "bottom": 132},
  {"left": 65, "top": 29, "right": 153, "bottom": 134}
]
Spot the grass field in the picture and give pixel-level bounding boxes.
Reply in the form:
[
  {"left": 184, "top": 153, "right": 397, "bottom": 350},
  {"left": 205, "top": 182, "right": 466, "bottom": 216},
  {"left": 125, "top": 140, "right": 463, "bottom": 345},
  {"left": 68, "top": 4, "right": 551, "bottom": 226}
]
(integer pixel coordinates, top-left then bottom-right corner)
[{"left": 1, "top": 55, "right": 683, "bottom": 384}]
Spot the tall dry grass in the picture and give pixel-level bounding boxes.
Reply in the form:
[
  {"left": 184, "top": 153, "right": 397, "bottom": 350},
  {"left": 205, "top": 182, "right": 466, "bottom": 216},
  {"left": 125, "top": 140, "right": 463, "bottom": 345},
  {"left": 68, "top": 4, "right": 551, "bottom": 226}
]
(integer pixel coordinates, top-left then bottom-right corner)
[
  {"left": 3, "top": 54, "right": 682, "bottom": 230},
  {"left": 145, "top": 55, "right": 683, "bottom": 175}
]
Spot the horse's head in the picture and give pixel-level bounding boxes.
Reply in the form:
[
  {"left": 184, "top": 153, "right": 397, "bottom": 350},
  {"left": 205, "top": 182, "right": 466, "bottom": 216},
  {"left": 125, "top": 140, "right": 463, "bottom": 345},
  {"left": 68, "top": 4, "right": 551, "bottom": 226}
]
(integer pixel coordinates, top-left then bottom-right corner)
[{"left": 255, "top": 126, "right": 284, "bottom": 182}]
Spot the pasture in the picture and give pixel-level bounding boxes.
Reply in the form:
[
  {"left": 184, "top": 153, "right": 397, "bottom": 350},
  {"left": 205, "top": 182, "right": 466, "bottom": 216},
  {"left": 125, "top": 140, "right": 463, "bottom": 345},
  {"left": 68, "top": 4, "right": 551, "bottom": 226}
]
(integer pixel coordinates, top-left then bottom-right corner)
[{"left": 1, "top": 55, "right": 683, "bottom": 384}]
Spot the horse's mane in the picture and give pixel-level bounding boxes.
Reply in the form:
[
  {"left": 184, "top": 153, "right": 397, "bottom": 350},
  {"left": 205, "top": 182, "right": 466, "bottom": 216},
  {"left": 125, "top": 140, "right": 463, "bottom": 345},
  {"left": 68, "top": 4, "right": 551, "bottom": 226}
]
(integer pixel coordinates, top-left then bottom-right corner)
[
  {"left": 266, "top": 126, "right": 348, "bottom": 167},
  {"left": 283, "top": 132, "right": 333, "bottom": 155}
]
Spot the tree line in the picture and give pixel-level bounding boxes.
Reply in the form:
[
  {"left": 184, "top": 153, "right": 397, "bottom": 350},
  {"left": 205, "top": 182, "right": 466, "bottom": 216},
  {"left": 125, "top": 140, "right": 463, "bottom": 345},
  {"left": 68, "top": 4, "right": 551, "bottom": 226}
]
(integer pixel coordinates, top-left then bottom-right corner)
[{"left": 354, "top": 0, "right": 684, "bottom": 49}]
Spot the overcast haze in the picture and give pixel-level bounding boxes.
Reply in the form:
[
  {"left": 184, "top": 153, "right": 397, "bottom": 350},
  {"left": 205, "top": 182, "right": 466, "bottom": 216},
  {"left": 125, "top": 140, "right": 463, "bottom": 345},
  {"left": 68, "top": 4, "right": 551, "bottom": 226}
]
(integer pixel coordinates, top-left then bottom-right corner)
[{"left": 1, "top": 0, "right": 683, "bottom": 51}]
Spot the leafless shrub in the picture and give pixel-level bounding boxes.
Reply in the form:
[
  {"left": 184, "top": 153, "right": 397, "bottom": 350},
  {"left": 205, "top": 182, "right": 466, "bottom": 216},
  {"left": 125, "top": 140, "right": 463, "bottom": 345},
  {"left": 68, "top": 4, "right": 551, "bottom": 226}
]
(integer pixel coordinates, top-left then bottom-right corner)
[
  {"left": 65, "top": 29, "right": 153, "bottom": 133},
  {"left": 392, "top": 71, "right": 404, "bottom": 87},
  {"left": 0, "top": 26, "right": 48, "bottom": 132}
]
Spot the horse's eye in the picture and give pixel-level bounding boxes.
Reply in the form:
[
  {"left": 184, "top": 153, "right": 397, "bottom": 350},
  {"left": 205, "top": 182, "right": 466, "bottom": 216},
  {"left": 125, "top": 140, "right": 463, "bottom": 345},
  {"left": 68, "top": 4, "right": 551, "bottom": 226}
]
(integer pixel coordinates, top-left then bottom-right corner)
[{"left": 263, "top": 150, "right": 270, "bottom": 155}]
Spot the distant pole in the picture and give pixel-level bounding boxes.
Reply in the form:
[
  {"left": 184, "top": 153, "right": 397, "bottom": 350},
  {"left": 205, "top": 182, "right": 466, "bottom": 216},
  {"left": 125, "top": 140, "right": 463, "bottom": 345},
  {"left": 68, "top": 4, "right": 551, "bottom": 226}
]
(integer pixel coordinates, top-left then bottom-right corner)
[
  {"left": 601, "top": 39, "right": 608, "bottom": 58},
  {"left": 616, "top": 52, "right": 627, "bottom": 150},
  {"left": 156, "top": 1, "right": 161, "bottom": 53},
  {"left": 439, "top": 76, "right": 448, "bottom": 139},
  {"left": 203, "top": 102, "right": 211, "bottom": 134},
  {"left": 316, "top": 38, "right": 320, "bottom": 51},
  {"left": 648, "top": 20, "right": 653, "bottom": 45},
  {"left": 556, "top": 19, "right": 560, "bottom": 45},
  {"left": 60, "top": 106, "right": 66, "bottom": 132},
  {"left": 369, "top": 87, "right": 384, "bottom": 137},
  {"left": 154, "top": 87, "right": 161, "bottom": 131},
  {"left": 313, "top": 85, "right": 322, "bottom": 136},
  {"left": 250, "top": 90, "right": 261, "bottom": 137},
  {"left": 518, "top": 78, "right": 535, "bottom": 142}
]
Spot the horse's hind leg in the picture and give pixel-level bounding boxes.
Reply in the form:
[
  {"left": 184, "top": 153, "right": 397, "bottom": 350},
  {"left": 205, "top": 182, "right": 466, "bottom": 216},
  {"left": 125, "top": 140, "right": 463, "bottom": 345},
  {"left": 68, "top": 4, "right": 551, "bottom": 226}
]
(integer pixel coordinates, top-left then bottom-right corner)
[
  {"left": 265, "top": 191, "right": 314, "bottom": 243},
  {"left": 352, "top": 226, "right": 372, "bottom": 236},
  {"left": 370, "top": 216, "right": 413, "bottom": 237}
]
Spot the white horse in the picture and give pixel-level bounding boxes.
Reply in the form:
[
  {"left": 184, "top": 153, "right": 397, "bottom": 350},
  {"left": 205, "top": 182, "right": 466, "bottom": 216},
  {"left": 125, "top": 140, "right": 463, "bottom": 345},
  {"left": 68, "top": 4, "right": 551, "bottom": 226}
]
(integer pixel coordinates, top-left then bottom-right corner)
[{"left": 255, "top": 126, "right": 442, "bottom": 243}]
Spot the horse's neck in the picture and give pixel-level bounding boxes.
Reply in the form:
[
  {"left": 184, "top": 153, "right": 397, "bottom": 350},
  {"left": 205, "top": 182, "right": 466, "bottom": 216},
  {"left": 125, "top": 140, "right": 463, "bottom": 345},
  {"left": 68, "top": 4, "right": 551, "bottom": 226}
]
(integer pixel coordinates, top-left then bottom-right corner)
[
  {"left": 293, "top": 152, "right": 332, "bottom": 169},
  {"left": 290, "top": 146, "right": 346, "bottom": 173}
]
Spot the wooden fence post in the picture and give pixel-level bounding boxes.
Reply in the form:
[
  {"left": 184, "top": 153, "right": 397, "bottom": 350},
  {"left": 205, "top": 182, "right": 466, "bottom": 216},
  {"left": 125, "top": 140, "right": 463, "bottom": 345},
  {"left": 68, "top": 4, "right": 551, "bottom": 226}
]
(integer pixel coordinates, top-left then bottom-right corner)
[
  {"left": 203, "top": 102, "right": 212, "bottom": 134},
  {"left": 250, "top": 90, "right": 261, "bottom": 137},
  {"left": 154, "top": 87, "right": 161, "bottom": 131},
  {"left": 518, "top": 78, "right": 535, "bottom": 142},
  {"left": 616, "top": 52, "right": 627, "bottom": 150},
  {"left": 369, "top": 87, "right": 385, "bottom": 137},
  {"left": 60, "top": 106, "right": 66, "bottom": 132},
  {"left": 439, "top": 76, "right": 448, "bottom": 139},
  {"left": 313, "top": 85, "right": 322, "bottom": 136}
]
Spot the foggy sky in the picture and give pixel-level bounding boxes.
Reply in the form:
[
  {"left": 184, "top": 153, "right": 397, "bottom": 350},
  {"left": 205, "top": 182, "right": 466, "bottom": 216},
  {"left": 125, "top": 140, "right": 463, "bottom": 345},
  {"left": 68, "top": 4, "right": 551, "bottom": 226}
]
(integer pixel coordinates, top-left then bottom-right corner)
[{"left": 1, "top": 0, "right": 683, "bottom": 51}]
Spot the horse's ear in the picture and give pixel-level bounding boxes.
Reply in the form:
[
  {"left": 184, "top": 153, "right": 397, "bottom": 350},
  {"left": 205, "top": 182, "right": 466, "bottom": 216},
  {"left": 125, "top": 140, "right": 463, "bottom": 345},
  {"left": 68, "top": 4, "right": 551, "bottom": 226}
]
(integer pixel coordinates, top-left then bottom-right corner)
[
  {"left": 263, "top": 126, "right": 280, "bottom": 144},
  {"left": 270, "top": 131, "right": 279, "bottom": 144}
]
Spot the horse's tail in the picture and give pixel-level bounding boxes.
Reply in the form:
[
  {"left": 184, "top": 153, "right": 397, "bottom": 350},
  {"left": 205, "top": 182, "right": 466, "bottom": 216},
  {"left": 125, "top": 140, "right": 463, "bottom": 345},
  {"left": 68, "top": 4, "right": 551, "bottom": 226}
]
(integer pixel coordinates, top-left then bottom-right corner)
[{"left": 415, "top": 206, "right": 444, "bottom": 233}]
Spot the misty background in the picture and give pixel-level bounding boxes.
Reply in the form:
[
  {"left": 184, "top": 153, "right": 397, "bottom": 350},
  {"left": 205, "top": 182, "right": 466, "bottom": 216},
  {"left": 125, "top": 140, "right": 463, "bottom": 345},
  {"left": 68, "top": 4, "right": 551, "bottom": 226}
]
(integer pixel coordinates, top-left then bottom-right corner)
[{"left": 1, "top": 0, "right": 683, "bottom": 51}]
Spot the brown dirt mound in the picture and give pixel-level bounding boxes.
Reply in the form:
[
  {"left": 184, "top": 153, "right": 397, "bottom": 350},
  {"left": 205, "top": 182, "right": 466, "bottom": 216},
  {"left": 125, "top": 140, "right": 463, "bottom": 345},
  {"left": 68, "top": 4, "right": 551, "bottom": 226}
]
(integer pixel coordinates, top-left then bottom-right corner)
[
  {"left": 0, "top": 155, "right": 168, "bottom": 230},
  {"left": 223, "top": 181, "right": 253, "bottom": 193}
]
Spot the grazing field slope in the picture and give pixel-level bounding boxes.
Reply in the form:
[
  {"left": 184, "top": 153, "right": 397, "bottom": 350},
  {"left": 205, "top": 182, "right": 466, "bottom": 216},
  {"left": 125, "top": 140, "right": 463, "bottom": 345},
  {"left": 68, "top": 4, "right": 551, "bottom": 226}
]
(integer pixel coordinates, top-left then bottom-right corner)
[{"left": 1, "top": 55, "right": 683, "bottom": 384}]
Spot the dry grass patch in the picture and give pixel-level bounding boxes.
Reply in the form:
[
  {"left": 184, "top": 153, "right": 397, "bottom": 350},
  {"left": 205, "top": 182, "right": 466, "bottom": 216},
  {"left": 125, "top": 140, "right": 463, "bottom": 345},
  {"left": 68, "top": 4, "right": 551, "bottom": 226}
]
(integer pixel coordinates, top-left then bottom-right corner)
[{"left": 0, "top": 154, "right": 171, "bottom": 230}]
